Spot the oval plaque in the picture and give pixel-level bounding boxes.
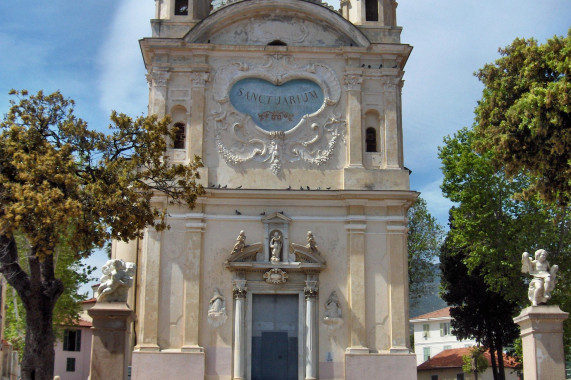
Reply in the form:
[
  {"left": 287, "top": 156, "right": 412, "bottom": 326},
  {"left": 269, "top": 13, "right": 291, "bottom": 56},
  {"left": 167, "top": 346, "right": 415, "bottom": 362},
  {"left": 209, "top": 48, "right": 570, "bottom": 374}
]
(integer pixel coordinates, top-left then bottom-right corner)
[{"left": 229, "top": 78, "right": 324, "bottom": 132}]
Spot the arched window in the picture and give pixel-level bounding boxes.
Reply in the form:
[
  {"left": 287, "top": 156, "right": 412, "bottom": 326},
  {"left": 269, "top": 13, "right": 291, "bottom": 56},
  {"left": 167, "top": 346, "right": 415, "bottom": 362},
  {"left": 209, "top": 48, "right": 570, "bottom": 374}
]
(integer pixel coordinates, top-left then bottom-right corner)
[
  {"left": 175, "top": 0, "right": 189, "bottom": 16},
  {"left": 365, "top": 0, "right": 378, "bottom": 21},
  {"left": 173, "top": 123, "right": 186, "bottom": 149},
  {"left": 366, "top": 127, "right": 377, "bottom": 152}
]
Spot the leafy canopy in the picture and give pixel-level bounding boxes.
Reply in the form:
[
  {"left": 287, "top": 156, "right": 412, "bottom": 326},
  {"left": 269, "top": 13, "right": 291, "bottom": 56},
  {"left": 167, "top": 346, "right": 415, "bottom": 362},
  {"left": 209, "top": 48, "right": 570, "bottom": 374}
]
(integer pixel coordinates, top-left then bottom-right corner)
[
  {"left": 0, "top": 90, "right": 204, "bottom": 259},
  {"left": 474, "top": 30, "right": 571, "bottom": 206}
]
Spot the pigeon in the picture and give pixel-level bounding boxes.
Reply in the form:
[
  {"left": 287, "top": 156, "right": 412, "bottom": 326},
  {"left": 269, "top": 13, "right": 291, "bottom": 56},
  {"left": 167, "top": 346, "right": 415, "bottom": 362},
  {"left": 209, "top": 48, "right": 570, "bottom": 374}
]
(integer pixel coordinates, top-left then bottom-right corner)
[
  {"left": 260, "top": 212, "right": 266, "bottom": 216},
  {"left": 300, "top": 186, "right": 304, "bottom": 190},
  {"left": 235, "top": 210, "right": 242, "bottom": 215},
  {"left": 236, "top": 185, "right": 242, "bottom": 189},
  {"left": 286, "top": 185, "right": 291, "bottom": 190},
  {"left": 279, "top": 211, "right": 284, "bottom": 214},
  {"left": 217, "top": 184, "right": 221, "bottom": 188},
  {"left": 307, "top": 186, "right": 310, "bottom": 190},
  {"left": 209, "top": 184, "right": 215, "bottom": 188},
  {"left": 222, "top": 185, "right": 227, "bottom": 189},
  {"left": 326, "top": 187, "right": 331, "bottom": 190}
]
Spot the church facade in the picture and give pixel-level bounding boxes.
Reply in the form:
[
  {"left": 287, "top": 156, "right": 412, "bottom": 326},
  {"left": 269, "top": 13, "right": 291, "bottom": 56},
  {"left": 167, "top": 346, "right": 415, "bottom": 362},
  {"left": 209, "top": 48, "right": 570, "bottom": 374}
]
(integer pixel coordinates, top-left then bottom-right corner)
[{"left": 113, "top": 0, "right": 417, "bottom": 378}]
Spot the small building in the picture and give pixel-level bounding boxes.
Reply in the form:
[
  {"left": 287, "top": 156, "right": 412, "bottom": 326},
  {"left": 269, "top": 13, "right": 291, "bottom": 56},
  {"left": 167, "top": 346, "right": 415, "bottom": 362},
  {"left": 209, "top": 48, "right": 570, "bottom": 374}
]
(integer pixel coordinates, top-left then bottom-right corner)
[
  {"left": 417, "top": 347, "right": 520, "bottom": 380},
  {"left": 410, "top": 307, "right": 477, "bottom": 365},
  {"left": 53, "top": 299, "right": 95, "bottom": 380}
]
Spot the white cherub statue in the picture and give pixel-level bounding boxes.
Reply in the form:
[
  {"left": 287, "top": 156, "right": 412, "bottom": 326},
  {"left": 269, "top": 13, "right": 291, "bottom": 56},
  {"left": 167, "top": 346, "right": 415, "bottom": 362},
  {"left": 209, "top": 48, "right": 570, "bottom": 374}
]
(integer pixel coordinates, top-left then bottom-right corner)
[
  {"left": 97, "top": 259, "right": 136, "bottom": 303},
  {"left": 521, "top": 249, "right": 559, "bottom": 306}
]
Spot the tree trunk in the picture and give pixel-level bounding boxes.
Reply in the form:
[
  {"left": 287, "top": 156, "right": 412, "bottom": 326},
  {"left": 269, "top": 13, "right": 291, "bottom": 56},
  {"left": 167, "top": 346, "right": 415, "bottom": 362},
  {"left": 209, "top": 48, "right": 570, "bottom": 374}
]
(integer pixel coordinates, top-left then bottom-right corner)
[
  {"left": 489, "top": 344, "right": 499, "bottom": 380},
  {"left": 496, "top": 340, "right": 506, "bottom": 380},
  {"left": 0, "top": 233, "right": 63, "bottom": 380}
]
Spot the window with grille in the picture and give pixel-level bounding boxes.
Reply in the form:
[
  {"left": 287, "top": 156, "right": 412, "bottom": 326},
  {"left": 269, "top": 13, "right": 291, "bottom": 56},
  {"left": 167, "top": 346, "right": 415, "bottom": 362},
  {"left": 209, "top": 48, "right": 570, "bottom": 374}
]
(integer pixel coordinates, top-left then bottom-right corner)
[{"left": 63, "top": 329, "right": 81, "bottom": 352}]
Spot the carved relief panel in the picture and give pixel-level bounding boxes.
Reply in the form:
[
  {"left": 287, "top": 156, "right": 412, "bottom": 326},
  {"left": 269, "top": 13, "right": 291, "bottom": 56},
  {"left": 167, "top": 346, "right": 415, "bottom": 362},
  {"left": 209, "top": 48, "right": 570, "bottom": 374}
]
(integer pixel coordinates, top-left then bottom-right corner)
[{"left": 209, "top": 55, "right": 346, "bottom": 175}]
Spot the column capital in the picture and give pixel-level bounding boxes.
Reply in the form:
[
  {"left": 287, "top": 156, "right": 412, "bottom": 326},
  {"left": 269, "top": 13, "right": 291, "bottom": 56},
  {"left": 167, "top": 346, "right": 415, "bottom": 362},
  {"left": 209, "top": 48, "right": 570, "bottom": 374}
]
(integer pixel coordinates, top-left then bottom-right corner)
[
  {"left": 146, "top": 68, "right": 171, "bottom": 87},
  {"left": 304, "top": 280, "right": 319, "bottom": 299},
  {"left": 233, "top": 280, "right": 247, "bottom": 299},
  {"left": 344, "top": 73, "right": 363, "bottom": 91},
  {"left": 190, "top": 72, "right": 210, "bottom": 88}
]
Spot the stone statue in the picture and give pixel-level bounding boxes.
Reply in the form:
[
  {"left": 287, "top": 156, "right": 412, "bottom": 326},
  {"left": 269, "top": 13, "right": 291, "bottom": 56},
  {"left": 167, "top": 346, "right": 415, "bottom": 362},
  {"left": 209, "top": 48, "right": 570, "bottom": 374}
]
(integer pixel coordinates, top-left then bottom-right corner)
[
  {"left": 97, "top": 259, "right": 136, "bottom": 303},
  {"left": 232, "top": 230, "right": 246, "bottom": 254},
  {"left": 521, "top": 249, "right": 559, "bottom": 306},
  {"left": 208, "top": 288, "right": 227, "bottom": 328},
  {"left": 307, "top": 231, "right": 317, "bottom": 251},
  {"left": 323, "top": 291, "right": 343, "bottom": 329},
  {"left": 270, "top": 231, "right": 282, "bottom": 263}
]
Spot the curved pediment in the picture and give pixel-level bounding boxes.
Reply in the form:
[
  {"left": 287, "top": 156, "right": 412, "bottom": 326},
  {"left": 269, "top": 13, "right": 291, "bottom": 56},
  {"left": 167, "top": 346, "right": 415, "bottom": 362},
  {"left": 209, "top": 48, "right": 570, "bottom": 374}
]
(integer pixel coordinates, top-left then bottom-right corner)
[{"left": 185, "top": 0, "right": 370, "bottom": 48}]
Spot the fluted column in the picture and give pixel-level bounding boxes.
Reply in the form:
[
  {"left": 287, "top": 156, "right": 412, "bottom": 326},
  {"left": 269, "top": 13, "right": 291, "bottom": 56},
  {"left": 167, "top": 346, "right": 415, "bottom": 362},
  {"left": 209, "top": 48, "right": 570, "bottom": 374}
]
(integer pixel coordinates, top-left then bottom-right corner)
[
  {"left": 232, "top": 276, "right": 247, "bottom": 380},
  {"left": 304, "top": 277, "right": 319, "bottom": 380}
]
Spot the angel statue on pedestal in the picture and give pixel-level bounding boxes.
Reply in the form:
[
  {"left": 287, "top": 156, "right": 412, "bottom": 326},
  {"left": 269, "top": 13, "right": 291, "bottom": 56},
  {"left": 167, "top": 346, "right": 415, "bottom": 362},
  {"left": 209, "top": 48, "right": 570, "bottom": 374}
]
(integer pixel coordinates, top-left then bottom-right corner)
[{"left": 521, "top": 249, "right": 559, "bottom": 306}]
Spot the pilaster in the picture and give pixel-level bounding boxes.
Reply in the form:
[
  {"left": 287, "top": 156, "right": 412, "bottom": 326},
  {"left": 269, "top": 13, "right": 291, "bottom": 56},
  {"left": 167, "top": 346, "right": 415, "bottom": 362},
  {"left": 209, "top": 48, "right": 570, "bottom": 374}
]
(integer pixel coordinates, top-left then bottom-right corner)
[
  {"left": 146, "top": 68, "right": 170, "bottom": 117},
  {"left": 381, "top": 77, "right": 402, "bottom": 169},
  {"left": 345, "top": 205, "right": 368, "bottom": 353},
  {"left": 189, "top": 69, "right": 209, "bottom": 161},
  {"left": 181, "top": 218, "right": 206, "bottom": 352},
  {"left": 387, "top": 223, "right": 409, "bottom": 352},
  {"left": 135, "top": 228, "right": 161, "bottom": 351},
  {"left": 344, "top": 68, "right": 364, "bottom": 169}
]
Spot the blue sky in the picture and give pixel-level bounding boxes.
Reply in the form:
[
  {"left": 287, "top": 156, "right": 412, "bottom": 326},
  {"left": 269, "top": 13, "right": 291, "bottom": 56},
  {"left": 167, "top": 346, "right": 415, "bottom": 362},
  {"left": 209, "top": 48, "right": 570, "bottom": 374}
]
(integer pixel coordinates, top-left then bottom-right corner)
[{"left": 1, "top": 0, "right": 570, "bottom": 293}]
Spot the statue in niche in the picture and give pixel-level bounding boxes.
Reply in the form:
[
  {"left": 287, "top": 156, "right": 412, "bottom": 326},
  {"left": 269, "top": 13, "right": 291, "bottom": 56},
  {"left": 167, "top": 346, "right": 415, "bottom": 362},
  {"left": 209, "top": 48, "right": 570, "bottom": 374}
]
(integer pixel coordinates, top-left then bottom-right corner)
[
  {"left": 232, "top": 230, "right": 246, "bottom": 254},
  {"left": 521, "top": 249, "right": 559, "bottom": 306},
  {"left": 208, "top": 288, "right": 227, "bottom": 328},
  {"left": 323, "top": 291, "right": 343, "bottom": 329},
  {"left": 270, "top": 231, "right": 283, "bottom": 264},
  {"left": 97, "top": 259, "right": 136, "bottom": 303},
  {"left": 307, "top": 231, "right": 317, "bottom": 251}
]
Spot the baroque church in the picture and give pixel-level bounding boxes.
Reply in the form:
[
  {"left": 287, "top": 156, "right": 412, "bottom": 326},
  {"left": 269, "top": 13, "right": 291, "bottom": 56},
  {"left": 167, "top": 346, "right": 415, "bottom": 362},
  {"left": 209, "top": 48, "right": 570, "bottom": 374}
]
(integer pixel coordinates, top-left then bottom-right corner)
[{"left": 112, "top": 0, "right": 417, "bottom": 378}]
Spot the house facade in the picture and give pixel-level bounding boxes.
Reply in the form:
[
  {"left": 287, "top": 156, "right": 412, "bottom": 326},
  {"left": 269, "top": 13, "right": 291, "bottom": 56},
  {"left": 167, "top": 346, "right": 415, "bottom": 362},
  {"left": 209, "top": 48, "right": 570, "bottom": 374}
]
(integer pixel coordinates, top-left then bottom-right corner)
[
  {"left": 410, "top": 307, "right": 477, "bottom": 365},
  {"left": 112, "top": 0, "right": 419, "bottom": 379}
]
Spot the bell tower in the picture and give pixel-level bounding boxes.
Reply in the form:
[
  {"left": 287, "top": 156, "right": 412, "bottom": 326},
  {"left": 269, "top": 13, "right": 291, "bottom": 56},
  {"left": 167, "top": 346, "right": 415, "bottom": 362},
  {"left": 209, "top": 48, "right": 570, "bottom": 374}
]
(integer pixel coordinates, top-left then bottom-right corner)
[
  {"left": 342, "top": 0, "right": 397, "bottom": 27},
  {"left": 152, "top": 0, "right": 210, "bottom": 36}
]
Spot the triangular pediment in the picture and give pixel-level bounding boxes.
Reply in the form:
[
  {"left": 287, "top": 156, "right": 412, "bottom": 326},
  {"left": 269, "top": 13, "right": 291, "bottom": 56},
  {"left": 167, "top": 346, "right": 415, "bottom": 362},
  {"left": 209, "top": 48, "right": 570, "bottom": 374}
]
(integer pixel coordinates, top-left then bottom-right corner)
[{"left": 262, "top": 212, "right": 292, "bottom": 224}]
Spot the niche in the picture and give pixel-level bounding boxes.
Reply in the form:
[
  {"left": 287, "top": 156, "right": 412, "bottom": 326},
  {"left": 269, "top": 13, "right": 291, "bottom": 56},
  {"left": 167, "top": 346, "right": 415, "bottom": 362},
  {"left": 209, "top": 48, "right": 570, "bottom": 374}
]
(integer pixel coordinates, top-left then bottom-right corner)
[{"left": 174, "top": 0, "right": 189, "bottom": 16}]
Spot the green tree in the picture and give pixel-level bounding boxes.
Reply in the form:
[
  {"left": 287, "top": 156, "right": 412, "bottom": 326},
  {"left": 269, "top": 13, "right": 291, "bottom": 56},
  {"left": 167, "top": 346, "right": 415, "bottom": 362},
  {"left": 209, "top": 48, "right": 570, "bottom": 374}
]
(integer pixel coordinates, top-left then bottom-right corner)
[
  {"left": 473, "top": 30, "right": 571, "bottom": 206},
  {"left": 440, "top": 236, "right": 519, "bottom": 380},
  {"left": 462, "top": 346, "right": 489, "bottom": 380},
  {"left": 408, "top": 197, "right": 444, "bottom": 307},
  {"left": 0, "top": 90, "right": 204, "bottom": 380}
]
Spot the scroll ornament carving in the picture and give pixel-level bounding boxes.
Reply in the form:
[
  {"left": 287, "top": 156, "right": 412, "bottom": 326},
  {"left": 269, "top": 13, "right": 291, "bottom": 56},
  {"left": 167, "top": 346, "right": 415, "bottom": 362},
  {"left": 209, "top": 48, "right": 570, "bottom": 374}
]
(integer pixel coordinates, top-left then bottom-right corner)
[
  {"left": 263, "top": 268, "right": 289, "bottom": 284},
  {"left": 210, "top": 56, "right": 346, "bottom": 175},
  {"left": 521, "top": 249, "right": 559, "bottom": 306},
  {"left": 207, "top": 288, "right": 227, "bottom": 328},
  {"left": 97, "top": 259, "right": 136, "bottom": 303}
]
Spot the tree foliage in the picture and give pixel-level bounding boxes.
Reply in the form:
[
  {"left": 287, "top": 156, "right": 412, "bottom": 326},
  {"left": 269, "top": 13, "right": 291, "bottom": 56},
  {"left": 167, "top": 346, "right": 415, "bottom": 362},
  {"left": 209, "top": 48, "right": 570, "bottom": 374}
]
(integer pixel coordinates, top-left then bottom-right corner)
[
  {"left": 462, "top": 346, "right": 489, "bottom": 379},
  {"left": 473, "top": 30, "right": 571, "bottom": 206},
  {"left": 0, "top": 90, "right": 204, "bottom": 380},
  {"left": 408, "top": 197, "right": 444, "bottom": 307}
]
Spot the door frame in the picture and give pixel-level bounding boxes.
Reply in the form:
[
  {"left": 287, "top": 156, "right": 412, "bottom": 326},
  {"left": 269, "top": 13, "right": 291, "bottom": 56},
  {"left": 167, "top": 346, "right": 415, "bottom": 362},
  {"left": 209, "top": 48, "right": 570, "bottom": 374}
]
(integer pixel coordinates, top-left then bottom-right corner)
[{"left": 246, "top": 288, "right": 305, "bottom": 380}]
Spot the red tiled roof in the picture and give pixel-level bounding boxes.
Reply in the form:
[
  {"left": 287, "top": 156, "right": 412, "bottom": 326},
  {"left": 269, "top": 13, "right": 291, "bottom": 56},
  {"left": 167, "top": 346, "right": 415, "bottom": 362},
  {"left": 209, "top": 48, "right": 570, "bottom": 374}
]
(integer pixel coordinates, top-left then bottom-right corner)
[
  {"left": 81, "top": 298, "right": 97, "bottom": 304},
  {"left": 412, "top": 306, "right": 451, "bottom": 320},
  {"left": 417, "top": 347, "right": 519, "bottom": 370},
  {"left": 76, "top": 319, "right": 93, "bottom": 328}
]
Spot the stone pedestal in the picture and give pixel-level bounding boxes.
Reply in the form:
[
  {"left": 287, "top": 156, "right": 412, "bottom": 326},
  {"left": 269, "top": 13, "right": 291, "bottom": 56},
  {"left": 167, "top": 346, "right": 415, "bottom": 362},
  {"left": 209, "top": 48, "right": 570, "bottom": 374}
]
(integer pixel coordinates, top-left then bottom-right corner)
[
  {"left": 513, "top": 305, "right": 569, "bottom": 380},
  {"left": 88, "top": 302, "right": 135, "bottom": 380},
  {"left": 345, "top": 353, "right": 417, "bottom": 380}
]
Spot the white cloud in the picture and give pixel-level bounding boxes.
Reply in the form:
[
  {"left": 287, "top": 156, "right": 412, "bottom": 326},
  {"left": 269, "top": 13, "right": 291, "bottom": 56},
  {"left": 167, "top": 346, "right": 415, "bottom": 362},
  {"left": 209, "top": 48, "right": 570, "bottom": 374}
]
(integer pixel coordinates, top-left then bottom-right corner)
[{"left": 97, "top": 0, "right": 155, "bottom": 117}]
